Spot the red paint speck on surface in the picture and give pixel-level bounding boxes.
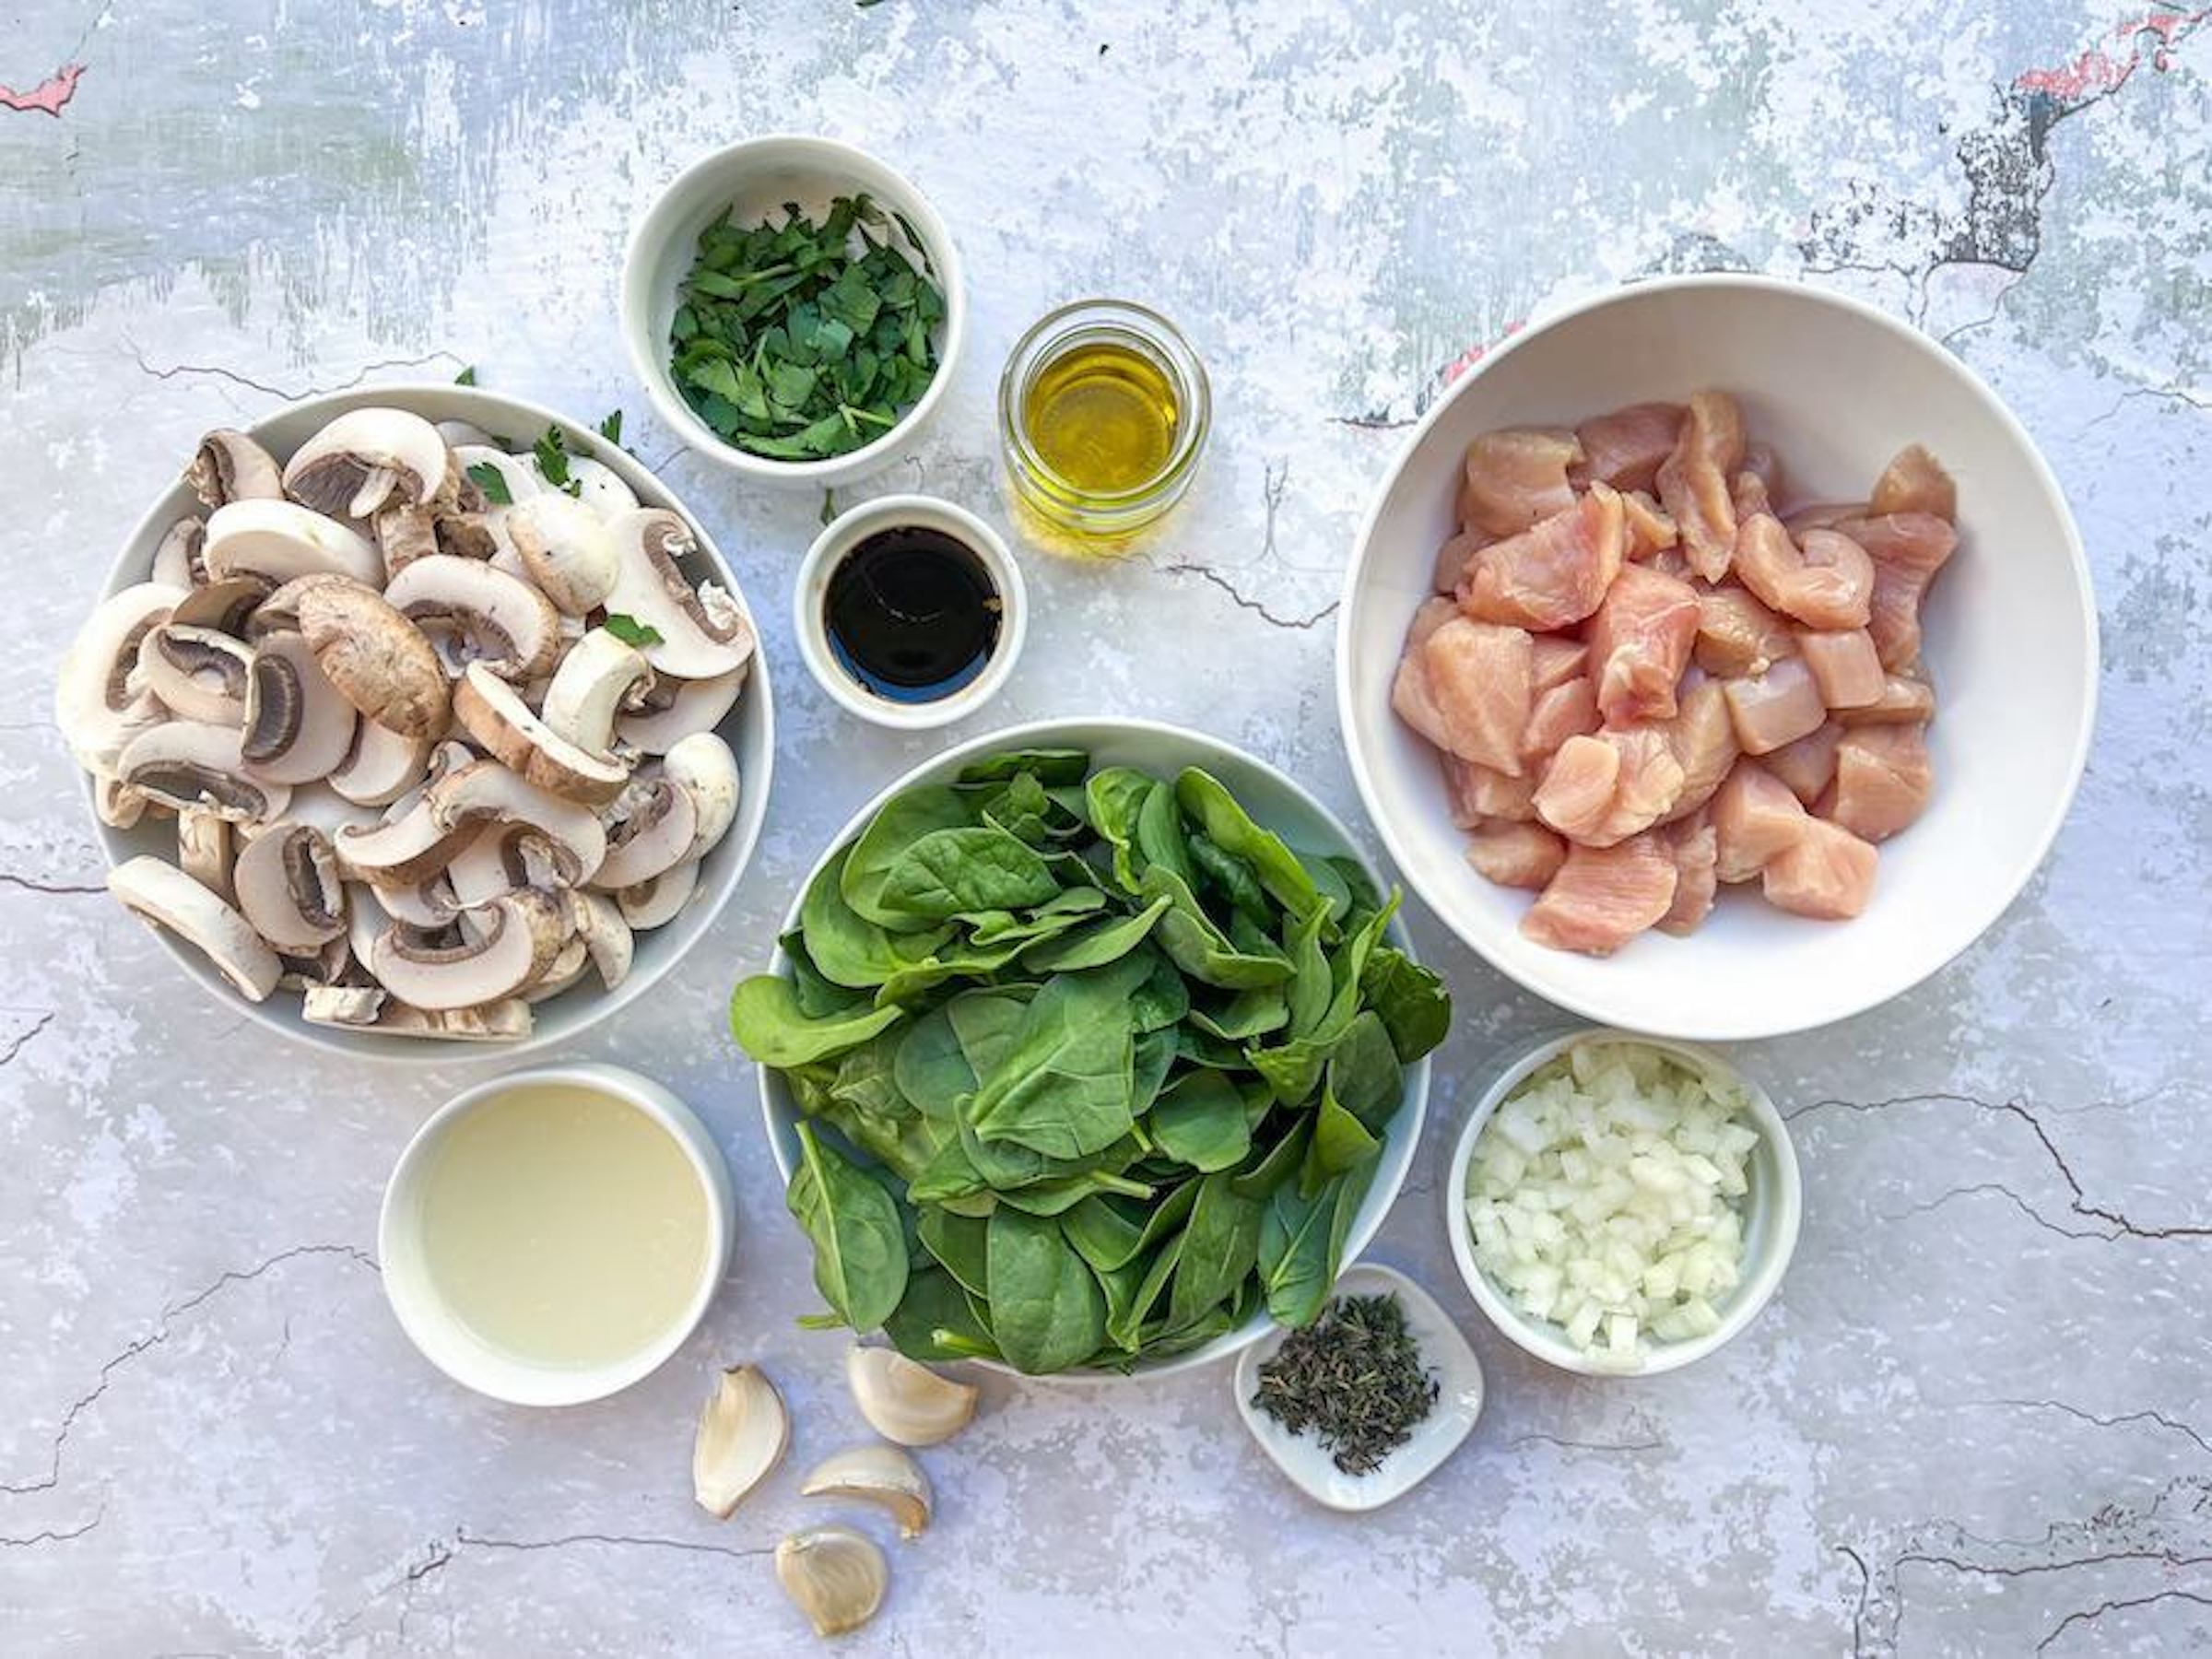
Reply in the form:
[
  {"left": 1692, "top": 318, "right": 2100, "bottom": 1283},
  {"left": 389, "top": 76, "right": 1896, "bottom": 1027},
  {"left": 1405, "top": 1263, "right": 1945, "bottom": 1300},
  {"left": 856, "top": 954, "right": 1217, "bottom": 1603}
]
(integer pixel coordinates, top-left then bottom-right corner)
[
  {"left": 1442, "top": 320, "right": 1525, "bottom": 386},
  {"left": 0, "top": 62, "right": 85, "bottom": 117},
  {"left": 2013, "top": 7, "right": 2207, "bottom": 101}
]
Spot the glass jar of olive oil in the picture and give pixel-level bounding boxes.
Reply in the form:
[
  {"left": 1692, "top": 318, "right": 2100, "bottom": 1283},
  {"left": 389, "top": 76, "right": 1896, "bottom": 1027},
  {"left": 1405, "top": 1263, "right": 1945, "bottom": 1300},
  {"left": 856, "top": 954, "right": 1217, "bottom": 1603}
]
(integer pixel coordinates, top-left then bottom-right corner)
[{"left": 998, "top": 300, "right": 1211, "bottom": 546}]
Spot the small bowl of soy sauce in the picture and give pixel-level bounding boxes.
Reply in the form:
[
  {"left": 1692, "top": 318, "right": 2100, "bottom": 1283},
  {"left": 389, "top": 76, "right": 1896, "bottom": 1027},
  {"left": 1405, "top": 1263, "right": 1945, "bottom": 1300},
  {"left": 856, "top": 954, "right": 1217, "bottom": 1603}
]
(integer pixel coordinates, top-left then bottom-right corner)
[{"left": 794, "top": 494, "right": 1029, "bottom": 729}]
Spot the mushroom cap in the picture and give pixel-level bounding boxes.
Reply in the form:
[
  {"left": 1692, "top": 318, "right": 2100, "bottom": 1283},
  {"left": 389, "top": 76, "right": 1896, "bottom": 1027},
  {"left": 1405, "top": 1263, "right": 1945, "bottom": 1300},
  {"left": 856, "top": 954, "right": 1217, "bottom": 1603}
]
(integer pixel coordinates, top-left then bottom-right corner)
[
  {"left": 107, "top": 854, "right": 281, "bottom": 1002},
  {"left": 233, "top": 821, "right": 347, "bottom": 953},
  {"left": 562, "top": 456, "right": 641, "bottom": 521},
  {"left": 326, "top": 718, "right": 430, "bottom": 806},
  {"left": 171, "top": 576, "right": 271, "bottom": 638},
  {"left": 369, "top": 888, "right": 571, "bottom": 1010},
  {"left": 94, "top": 774, "right": 151, "bottom": 830},
  {"left": 540, "top": 629, "right": 653, "bottom": 758},
  {"left": 151, "top": 516, "right": 209, "bottom": 588},
  {"left": 566, "top": 888, "right": 633, "bottom": 989},
  {"left": 592, "top": 775, "right": 700, "bottom": 890},
  {"left": 297, "top": 581, "right": 451, "bottom": 740},
  {"left": 56, "top": 582, "right": 184, "bottom": 772},
  {"left": 506, "top": 493, "right": 618, "bottom": 616},
  {"left": 382, "top": 554, "right": 562, "bottom": 682},
  {"left": 614, "top": 666, "right": 744, "bottom": 757},
  {"left": 300, "top": 983, "right": 534, "bottom": 1041},
  {"left": 134, "top": 623, "right": 254, "bottom": 725},
  {"left": 452, "top": 663, "right": 629, "bottom": 806},
  {"left": 663, "top": 731, "right": 740, "bottom": 862},
  {"left": 435, "top": 419, "right": 500, "bottom": 450},
  {"left": 204, "top": 499, "right": 384, "bottom": 590},
  {"left": 176, "top": 809, "right": 235, "bottom": 902},
  {"left": 524, "top": 936, "right": 593, "bottom": 1003},
  {"left": 449, "top": 820, "right": 578, "bottom": 908},
  {"left": 428, "top": 758, "right": 608, "bottom": 885},
  {"left": 616, "top": 858, "right": 698, "bottom": 930},
  {"left": 241, "top": 630, "right": 360, "bottom": 786},
  {"left": 118, "top": 721, "right": 291, "bottom": 824},
  {"left": 186, "top": 429, "right": 285, "bottom": 510},
  {"left": 602, "top": 509, "right": 757, "bottom": 680},
  {"left": 372, "top": 503, "right": 441, "bottom": 581},
  {"left": 371, "top": 872, "right": 459, "bottom": 928},
  {"left": 333, "top": 794, "right": 477, "bottom": 887},
  {"left": 282, "top": 407, "right": 452, "bottom": 520}
]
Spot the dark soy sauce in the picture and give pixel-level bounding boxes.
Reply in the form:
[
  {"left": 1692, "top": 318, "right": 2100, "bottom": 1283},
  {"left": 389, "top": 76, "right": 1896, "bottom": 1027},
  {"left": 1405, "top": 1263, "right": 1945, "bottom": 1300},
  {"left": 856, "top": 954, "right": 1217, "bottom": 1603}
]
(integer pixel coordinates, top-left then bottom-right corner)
[{"left": 825, "top": 526, "right": 1002, "bottom": 703}]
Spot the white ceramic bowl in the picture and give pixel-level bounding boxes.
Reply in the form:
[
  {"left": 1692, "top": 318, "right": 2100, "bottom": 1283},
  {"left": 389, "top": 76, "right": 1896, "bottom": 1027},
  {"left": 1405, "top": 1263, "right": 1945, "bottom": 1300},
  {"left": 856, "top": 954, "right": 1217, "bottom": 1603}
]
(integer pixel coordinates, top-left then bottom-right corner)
[
  {"left": 81, "top": 383, "right": 775, "bottom": 1063},
  {"left": 754, "top": 716, "right": 1435, "bottom": 1382},
  {"left": 1337, "top": 275, "right": 2098, "bottom": 1040},
  {"left": 621, "top": 135, "right": 966, "bottom": 489},
  {"left": 793, "top": 493, "right": 1029, "bottom": 730},
  {"left": 379, "top": 1063, "right": 735, "bottom": 1406},
  {"left": 1443, "top": 1028, "right": 1801, "bottom": 1377}
]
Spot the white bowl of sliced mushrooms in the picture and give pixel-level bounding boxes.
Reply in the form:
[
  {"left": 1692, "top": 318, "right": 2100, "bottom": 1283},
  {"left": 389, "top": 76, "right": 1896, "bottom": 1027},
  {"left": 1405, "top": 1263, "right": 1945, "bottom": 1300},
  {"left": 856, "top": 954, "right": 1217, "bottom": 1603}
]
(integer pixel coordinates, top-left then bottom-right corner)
[{"left": 59, "top": 385, "right": 773, "bottom": 1058}]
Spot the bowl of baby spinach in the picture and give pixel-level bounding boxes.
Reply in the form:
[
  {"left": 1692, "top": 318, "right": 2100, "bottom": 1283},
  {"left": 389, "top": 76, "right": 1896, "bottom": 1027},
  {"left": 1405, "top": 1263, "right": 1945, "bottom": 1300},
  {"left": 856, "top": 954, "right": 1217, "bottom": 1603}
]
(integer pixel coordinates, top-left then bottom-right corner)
[
  {"left": 731, "top": 718, "right": 1452, "bottom": 1380},
  {"left": 622, "top": 135, "right": 965, "bottom": 489}
]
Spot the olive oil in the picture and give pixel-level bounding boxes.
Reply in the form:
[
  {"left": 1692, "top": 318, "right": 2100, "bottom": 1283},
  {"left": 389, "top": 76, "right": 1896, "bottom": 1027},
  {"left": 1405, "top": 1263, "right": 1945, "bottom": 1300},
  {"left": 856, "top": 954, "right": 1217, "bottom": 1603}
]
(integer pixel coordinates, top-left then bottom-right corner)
[
  {"left": 1021, "top": 341, "right": 1180, "bottom": 495},
  {"left": 826, "top": 525, "right": 1002, "bottom": 703}
]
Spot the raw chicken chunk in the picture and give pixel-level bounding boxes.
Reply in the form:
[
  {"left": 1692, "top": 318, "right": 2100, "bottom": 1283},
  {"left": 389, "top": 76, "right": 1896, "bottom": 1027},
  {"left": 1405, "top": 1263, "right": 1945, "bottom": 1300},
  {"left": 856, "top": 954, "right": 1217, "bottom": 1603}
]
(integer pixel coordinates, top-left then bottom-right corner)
[
  {"left": 1712, "top": 760, "right": 1808, "bottom": 883},
  {"left": 1781, "top": 500, "right": 1867, "bottom": 535},
  {"left": 1695, "top": 585, "right": 1796, "bottom": 678},
  {"left": 1621, "top": 490, "right": 1679, "bottom": 559},
  {"left": 1534, "top": 729, "right": 1685, "bottom": 848},
  {"left": 1830, "top": 512, "right": 1958, "bottom": 669},
  {"left": 1722, "top": 654, "right": 1829, "bottom": 755},
  {"left": 1869, "top": 443, "right": 1957, "bottom": 522},
  {"left": 1658, "top": 677, "right": 1739, "bottom": 821},
  {"left": 1530, "top": 635, "right": 1589, "bottom": 694},
  {"left": 1442, "top": 755, "right": 1535, "bottom": 826},
  {"left": 1465, "top": 820, "right": 1568, "bottom": 890},
  {"left": 1433, "top": 529, "right": 1486, "bottom": 594},
  {"left": 1585, "top": 562, "right": 1700, "bottom": 724},
  {"left": 1407, "top": 595, "right": 1458, "bottom": 647},
  {"left": 1458, "top": 485, "right": 1625, "bottom": 630},
  {"left": 1654, "top": 391, "right": 1746, "bottom": 581},
  {"left": 1796, "top": 628, "right": 1885, "bottom": 710},
  {"left": 1733, "top": 513, "right": 1875, "bottom": 630},
  {"left": 1827, "top": 724, "right": 1932, "bottom": 841},
  {"left": 1837, "top": 665, "right": 1936, "bottom": 726},
  {"left": 1765, "top": 721, "right": 1843, "bottom": 804},
  {"left": 1459, "top": 428, "right": 1583, "bottom": 539},
  {"left": 1522, "top": 675, "right": 1600, "bottom": 763},
  {"left": 1521, "top": 833, "right": 1678, "bottom": 956},
  {"left": 1421, "top": 618, "right": 1534, "bottom": 773},
  {"left": 1762, "top": 818, "right": 1878, "bottom": 919},
  {"left": 1732, "top": 467, "right": 1773, "bottom": 522},
  {"left": 1571, "top": 402, "right": 1684, "bottom": 494},
  {"left": 1656, "top": 813, "right": 1719, "bottom": 936}
]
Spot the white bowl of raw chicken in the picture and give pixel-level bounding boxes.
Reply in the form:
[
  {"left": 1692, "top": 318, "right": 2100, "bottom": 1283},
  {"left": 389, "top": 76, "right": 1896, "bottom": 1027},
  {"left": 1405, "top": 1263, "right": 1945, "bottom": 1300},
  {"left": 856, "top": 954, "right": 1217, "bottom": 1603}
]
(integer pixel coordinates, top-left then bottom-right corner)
[
  {"left": 70, "top": 385, "right": 774, "bottom": 1062},
  {"left": 1337, "top": 276, "right": 2097, "bottom": 1040}
]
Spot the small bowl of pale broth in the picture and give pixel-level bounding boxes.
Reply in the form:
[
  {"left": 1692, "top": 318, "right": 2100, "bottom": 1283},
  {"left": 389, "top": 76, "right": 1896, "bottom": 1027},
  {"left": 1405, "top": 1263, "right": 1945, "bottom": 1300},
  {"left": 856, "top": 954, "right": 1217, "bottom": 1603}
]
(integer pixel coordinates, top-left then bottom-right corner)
[{"left": 379, "top": 1064, "right": 734, "bottom": 1406}]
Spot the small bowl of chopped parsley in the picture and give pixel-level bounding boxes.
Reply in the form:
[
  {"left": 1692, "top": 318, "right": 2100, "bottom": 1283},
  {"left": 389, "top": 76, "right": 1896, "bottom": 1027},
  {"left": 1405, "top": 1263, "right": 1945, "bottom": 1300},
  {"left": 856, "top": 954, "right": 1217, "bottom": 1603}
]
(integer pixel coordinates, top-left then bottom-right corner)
[{"left": 623, "top": 135, "right": 965, "bottom": 488}]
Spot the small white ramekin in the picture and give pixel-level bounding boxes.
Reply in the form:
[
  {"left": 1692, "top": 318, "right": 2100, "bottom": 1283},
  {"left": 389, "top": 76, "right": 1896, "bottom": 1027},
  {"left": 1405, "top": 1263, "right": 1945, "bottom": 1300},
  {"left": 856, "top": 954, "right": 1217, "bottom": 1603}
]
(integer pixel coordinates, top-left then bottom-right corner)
[
  {"left": 793, "top": 492, "right": 1028, "bottom": 730},
  {"left": 1444, "top": 1028, "right": 1802, "bottom": 1378},
  {"left": 378, "top": 1063, "right": 735, "bottom": 1406},
  {"left": 620, "top": 135, "right": 966, "bottom": 489}
]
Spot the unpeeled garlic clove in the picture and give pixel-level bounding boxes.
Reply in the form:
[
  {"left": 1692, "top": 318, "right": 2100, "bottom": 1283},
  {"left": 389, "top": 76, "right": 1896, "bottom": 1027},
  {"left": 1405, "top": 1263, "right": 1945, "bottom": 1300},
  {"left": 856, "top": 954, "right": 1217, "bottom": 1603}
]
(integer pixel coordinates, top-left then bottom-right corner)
[
  {"left": 799, "top": 1442, "right": 934, "bottom": 1539},
  {"left": 845, "top": 1345, "right": 979, "bottom": 1448},
  {"left": 691, "top": 1363, "right": 788, "bottom": 1519},
  {"left": 775, "top": 1524, "right": 888, "bottom": 1638}
]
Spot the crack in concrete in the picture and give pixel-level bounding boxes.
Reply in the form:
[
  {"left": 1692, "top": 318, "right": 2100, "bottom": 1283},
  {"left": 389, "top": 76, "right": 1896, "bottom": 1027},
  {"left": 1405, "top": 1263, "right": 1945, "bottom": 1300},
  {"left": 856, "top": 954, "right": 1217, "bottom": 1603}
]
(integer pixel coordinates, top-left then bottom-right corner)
[
  {"left": 455, "top": 1525, "right": 776, "bottom": 1563},
  {"left": 0, "top": 1242, "right": 377, "bottom": 1499},
  {"left": 2037, "top": 1588, "right": 2212, "bottom": 1652},
  {"left": 1837, "top": 1543, "right": 1872, "bottom": 1659},
  {"left": 0, "top": 1508, "right": 101, "bottom": 1547},
  {"left": 1328, "top": 411, "right": 1416, "bottom": 431},
  {"left": 123, "top": 344, "right": 465, "bottom": 406},
  {"left": 1977, "top": 1396, "right": 2212, "bottom": 1459},
  {"left": 2081, "top": 381, "right": 2212, "bottom": 432},
  {"left": 0, "top": 871, "right": 103, "bottom": 896},
  {"left": 1153, "top": 461, "right": 1338, "bottom": 629},
  {"left": 0, "top": 1010, "right": 55, "bottom": 1066},
  {"left": 1508, "top": 1431, "right": 1664, "bottom": 1455}
]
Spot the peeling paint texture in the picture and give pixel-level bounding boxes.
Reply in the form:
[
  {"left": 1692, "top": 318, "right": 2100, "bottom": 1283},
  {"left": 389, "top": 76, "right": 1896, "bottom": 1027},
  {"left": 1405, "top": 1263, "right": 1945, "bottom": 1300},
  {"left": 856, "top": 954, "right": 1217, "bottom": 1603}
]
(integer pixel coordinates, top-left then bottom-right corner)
[{"left": 2, "top": 2, "right": 2208, "bottom": 1653}]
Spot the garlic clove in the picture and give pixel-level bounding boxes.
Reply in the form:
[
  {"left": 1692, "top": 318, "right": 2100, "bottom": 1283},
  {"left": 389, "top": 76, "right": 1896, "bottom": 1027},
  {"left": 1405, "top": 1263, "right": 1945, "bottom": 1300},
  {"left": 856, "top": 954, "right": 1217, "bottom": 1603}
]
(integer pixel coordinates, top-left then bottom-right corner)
[
  {"left": 799, "top": 1442, "right": 934, "bottom": 1539},
  {"left": 691, "top": 1363, "right": 789, "bottom": 1519},
  {"left": 845, "top": 1345, "right": 980, "bottom": 1448},
  {"left": 774, "top": 1524, "right": 888, "bottom": 1639}
]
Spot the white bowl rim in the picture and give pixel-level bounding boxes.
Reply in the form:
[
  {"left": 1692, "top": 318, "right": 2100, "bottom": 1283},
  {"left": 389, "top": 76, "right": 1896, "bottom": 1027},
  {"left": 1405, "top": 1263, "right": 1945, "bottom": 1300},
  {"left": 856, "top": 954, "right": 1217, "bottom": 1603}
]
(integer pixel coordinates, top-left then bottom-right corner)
[
  {"left": 619, "top": 133, "right": 968, "bottom": 486},
  {"left": 751, "top": 713, "right": 1435, "bottom": 1382},
  {"left": 78, "top": 380, "right": 775, "bottom": 1065},
  {"left": 1441, "top": 1026, "right": 1803, "bottom": 1377},
  {"left": 790, "top": 491, "right": 1030, "bottom": 730},
  {"left": 376, "top": 1060, "right": 736, "bottom": 1406},
  {"left": 1335, "top": 271, "right": 2100, "bottom": 1041}
]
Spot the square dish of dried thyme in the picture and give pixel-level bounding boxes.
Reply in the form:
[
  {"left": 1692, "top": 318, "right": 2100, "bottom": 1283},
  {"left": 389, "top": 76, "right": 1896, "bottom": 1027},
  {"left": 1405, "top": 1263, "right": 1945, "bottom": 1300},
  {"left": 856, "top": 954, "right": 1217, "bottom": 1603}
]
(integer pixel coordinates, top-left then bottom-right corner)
[{"left": 1251, "top": 1291, "right": 1441, "bottom": 1477}]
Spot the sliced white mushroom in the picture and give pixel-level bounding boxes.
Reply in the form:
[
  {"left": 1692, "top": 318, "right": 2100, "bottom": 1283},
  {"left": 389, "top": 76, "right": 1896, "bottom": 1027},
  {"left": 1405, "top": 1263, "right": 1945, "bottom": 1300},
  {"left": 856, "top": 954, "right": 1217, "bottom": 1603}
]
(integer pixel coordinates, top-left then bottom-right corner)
[
  {"left": 232, "top": 821, "right": 347, "bottom": 953},
  {"left": 435, "top": 418, "right": 500, "bottom": 450},
  {"left": 664, "top": 732, "right": 739, "bottom": 862},
  {"left": 370, "top": 872, "right": 457, "bottom": 928},
  {"left": 239, "top": 631, "right": 359, "bottom": 786},
  {"left": 615, "top": 858, "right": 697, "bottom": 930},
  {"left": 150, "top": 516, "right": 209, "bottom": 588},
  {"left": 452, "top": 663, "right": 627, "bottom": 805},
  {"left": 602, "top": 509, "right": 757, "bottom": 679},
  {"left": 382, "top": 555, "right": 562, "bottom": 682},
  {"left": 55, "top": 582, "right": 184, "bottom": 772},
  {"left": 426, "top": 759, "right": 607, "bottom": 883},
  {"left": 563, "top": 455, "right": 640, "bottom": 520},
  {"left": 118, "top": 721, "right": 290, "bottom": 823},
  {"left": 280, "top": 782, "right": 384, "bottom": 839},
  {"left": 93, "top": 773, "right": 151, "bottom": 830},
  {"left": 524, "top": 936, "right": 591, "bottom": 1003},
  {"left": 332, "top": 794, "right": 476, "bottom": 886},
  {"left": 614, "top": 667, "right": 744, "bottom": 757},
  {"left": 567, "top": 889, "right": 632, "bottom": 990},
  {"left": 327, "top": 719, "right": 430, "bottom": 806},
  {"left": 540, "top": 629, "right": 653, "bottom": 757},
  {"left": 369, "top": 888, "right": 571, "bottom": 1009},
  {"left": 448, "top": 444, "right": 540, "bottom": 509},
  {"left": 506, "top": 493, "right": 618, "bottom": 615},
  {"left": 301, "top": 984, "right": 533, "bottom": 1041},
  {"left": 171, "top": 576, "right": 269, "bottom": 638},
  {"left": 372, "top": 503, "right": 441, "bottom": 579},
  {"left": 132, "top": 623, "right": 253, "bottom": 725},
  {"left": 592, "top": 774, "right": 699, "bottom": 890},
  {"left": 203, "top": 500, "right": 383, "bottom": 590},
  {"left": 176, "top": 810, "right": 234, "bottom": 902},
  {"left": 296, "top": 580, "right": 451, "bottom": 739},
  {"left": 282, "top": 407, "right": 451, "bottom": 520},
  {"left": 106, "top": 855, "right": 280, "bottom": 1001},
  {"left": 186, "top": 429, "right": 284, "bottom": 509},
  {"left": 276, "top": 934, "right": 351, "bottom": 992}
]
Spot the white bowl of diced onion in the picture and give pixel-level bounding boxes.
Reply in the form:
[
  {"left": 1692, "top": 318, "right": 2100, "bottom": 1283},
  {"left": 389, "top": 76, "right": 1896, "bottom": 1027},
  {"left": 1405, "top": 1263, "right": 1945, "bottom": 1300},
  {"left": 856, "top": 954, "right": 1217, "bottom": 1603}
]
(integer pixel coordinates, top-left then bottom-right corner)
[{"left": 1445, "top": 1029, "right": 1800, "bottom": 1376}]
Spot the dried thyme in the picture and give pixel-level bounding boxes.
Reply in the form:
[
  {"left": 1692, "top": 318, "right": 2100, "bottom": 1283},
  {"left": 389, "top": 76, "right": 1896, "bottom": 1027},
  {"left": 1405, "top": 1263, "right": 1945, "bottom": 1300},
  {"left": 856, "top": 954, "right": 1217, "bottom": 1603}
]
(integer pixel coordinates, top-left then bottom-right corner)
[{"left": 1251, "top": 1292, "right": 1438, "bottom": 1476}]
